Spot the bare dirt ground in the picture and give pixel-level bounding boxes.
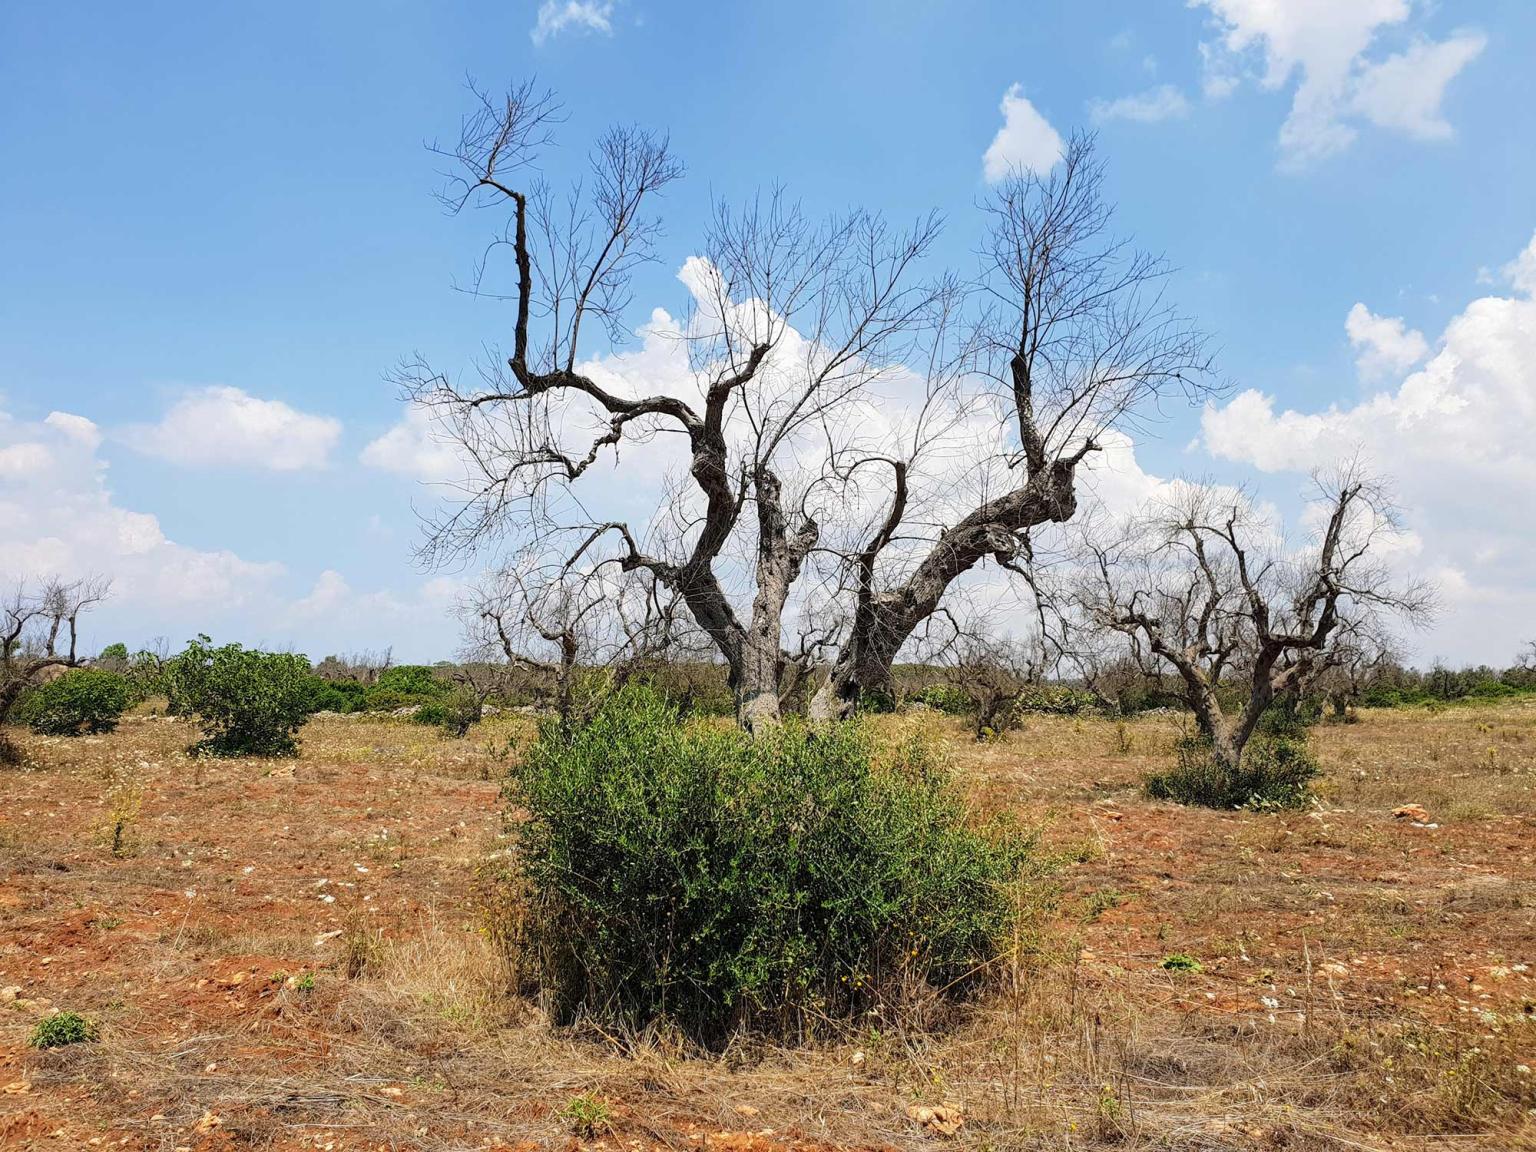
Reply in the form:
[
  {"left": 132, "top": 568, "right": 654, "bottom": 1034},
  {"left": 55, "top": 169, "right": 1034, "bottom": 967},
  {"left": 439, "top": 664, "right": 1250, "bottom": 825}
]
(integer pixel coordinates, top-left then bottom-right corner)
[{"left": 2, "top": 701, "right": 1533, "bottom": 1150}]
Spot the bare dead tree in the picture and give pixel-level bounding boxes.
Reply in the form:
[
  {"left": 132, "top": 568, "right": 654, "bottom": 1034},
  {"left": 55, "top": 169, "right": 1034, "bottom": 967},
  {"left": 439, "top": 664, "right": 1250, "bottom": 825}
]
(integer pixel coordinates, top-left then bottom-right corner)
[
  {"left": 942, "top": 632, "right": 1040, "bottom": 740},
  {"left": 1078, "top": 467, "right": 1433, "bottom": 773},
  {"left": 1, "top": 576, "right": 111, "bottom": 722},
  {"left": 401, "top": 87, "right": 1212, "bottom": 729},
  {"left": 401, "top": 80, "right": 950, "bottom": 728},
  {"left": 807, "top": 136, "right": 1214, "bottom": 718},
  {"left": 1302, "top": 618, "right": 1399, "bottom": 721},
  {"left": 460, "top": 546, "right": 696, "bottom": 728}
]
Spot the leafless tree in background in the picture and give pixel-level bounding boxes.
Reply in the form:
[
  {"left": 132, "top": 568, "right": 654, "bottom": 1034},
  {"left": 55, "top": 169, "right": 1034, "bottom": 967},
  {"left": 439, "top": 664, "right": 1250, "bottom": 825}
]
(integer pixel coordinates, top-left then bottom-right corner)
[
  {"left": 1078, "top": 467, "right": 1433, "bottom": 772},
  {"left": 401, "top": 83, "right": 1213, "bottom": 727},
  {"left": 460, "top": 548, "right": 697, "bottom": 727},
  {"left": 1, "top": 576, "right": 110, "bottom": 723}
]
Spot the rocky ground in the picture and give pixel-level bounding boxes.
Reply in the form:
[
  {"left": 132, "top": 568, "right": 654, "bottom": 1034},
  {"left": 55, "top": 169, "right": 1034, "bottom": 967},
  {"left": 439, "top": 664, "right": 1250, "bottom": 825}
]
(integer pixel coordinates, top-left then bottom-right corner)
[{"left": 1, "top": 702, "right": 1533, "bottom": 1150}]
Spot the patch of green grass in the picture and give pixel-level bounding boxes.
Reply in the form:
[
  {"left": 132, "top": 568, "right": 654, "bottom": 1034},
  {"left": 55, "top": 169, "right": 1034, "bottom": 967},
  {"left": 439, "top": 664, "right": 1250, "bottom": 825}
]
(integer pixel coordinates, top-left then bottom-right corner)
[
  {"left": 28, "top": 1010, "right": 98, "bottom": 1048},
  {"left": 560, "top": 1092, "right": 613, "bottom": 1137},
  {"left": 1160, "top": 953, "right": 1202, "bottom": 973}
]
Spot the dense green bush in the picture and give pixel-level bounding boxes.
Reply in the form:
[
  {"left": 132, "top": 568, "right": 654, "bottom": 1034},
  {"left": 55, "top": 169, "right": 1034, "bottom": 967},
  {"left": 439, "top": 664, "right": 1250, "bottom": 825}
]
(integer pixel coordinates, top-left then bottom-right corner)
[
  {"left": 166, "top": 636, "right": 312, "bottom": 757},
  {"left": 1012, "top": 684, "right": 1100, "bottom": 716},
  {"left": 906, "top": 684, "right": 972, "bottom": 715},
  {"left": 507, "top": 686, "right": 1035, "bottom": 1048},
  {"left": 302, "top": 676, "right": 369, "bottom": 714},
  {"left": 373, "top": 665, "right": 450, "bottom": 698},
  {"left": 412, "top": 688, "right": 482, "bottom": 735},
  {"left": 21, "top": 669, "right": 133, "bottom": 735},
  {"left": 1145, "top": 733, "right": 1319, "bottom": 810}
]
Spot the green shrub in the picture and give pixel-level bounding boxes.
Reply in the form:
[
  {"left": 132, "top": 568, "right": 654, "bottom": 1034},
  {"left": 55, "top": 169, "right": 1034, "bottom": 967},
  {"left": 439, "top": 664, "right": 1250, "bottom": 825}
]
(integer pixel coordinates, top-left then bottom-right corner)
[
  {"left": 412, "top": 688, "right": 482, "bottom": 736},
  {"left": 95, "top": 642, "right": 131, "bottom": 672},
  {"left": 166, "top": 636, "right": 312, "bottom": 757},
  {"left": 302, "top": 676, "right": 369, "bottom": 714},
  {"left": 907, "top": 684, "right": 972, "bottom": 715},
  {"left": 1012, "top": 684, "right": 1099, "bottom": 716},
  {"left": 29, "top": 1010, "right": 97, "bottom": 1048},
  {"left": 22, "top": 669, "right": 132, "bottom": 736},
  {"left": 507, "top": 686, "right": 1035, "bottom": 1048},
  {"left": 373, "top": 665, "right": 450, "bottom": 698},
  {"left": 1145, "top": 733, "right": 1319, "bottom": 810}
]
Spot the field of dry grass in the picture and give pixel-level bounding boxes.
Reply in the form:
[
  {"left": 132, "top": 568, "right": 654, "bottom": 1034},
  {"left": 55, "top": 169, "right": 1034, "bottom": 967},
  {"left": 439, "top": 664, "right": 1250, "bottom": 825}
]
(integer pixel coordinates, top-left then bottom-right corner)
[{"left": 2, "top": 699, "right": 1534, "bottom": 1150}]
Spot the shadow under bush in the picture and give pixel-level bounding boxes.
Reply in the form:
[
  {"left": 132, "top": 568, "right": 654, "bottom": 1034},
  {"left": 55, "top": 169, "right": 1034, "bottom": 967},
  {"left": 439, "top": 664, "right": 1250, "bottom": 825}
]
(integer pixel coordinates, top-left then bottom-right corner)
[
  {"left": 506, "top": 686, "right": 1037, "bottom": 1048},
  {"left": 1145, "top": 733, "right": 1319, "bottom": 810}
]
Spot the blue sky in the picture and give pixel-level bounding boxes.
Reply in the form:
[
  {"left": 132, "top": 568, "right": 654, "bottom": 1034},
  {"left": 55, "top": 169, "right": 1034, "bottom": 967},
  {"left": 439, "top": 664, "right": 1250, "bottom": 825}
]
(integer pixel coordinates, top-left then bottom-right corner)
[{"left": 3, "top": 1, "right": 1534, "bottom": 664}]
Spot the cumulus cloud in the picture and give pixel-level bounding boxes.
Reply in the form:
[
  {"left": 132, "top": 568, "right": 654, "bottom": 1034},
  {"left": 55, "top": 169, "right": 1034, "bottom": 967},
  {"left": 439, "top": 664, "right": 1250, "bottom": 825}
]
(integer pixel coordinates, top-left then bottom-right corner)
[
  {"left": 1201, "top": 231, "right": 1536, "bottom": 662},
  {"left": 0, "top": 405, "right": 470, "bottom": 658},
  {"left": 983, "top": 85, "right": 1064, "bottom": 182},
  {"left": 1345, "top": 302, "right": 1429, "bottom": 381},
  {"left": 1504, "top": 232, "right": 1536, "bottom": 295},
  {"left": 360, "top": 403, "right": 467, "bottom": 483},
  {"left": 1089, "top": 84, "right": 1191, "bottom": 124},
  {"left": 531, "top": 0, "right": 614, "bottom": 46},
  {"left": 122, "top": 386, "right": 341, "bottom": 471},
  {"left": 0, "top": 406, "right": 285, "bottom": 617},
  {"left": 1192, "top": 0, "right": 1484, "bottom": 168},
  {"left": 1351, "top": 32, "right": 1488, "bottom": 141}
]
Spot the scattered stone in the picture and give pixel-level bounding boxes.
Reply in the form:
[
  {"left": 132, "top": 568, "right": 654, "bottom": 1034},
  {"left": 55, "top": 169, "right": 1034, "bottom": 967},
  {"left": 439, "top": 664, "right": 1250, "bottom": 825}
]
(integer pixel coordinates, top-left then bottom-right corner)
[{"left": 906, "top": 1104, "right": 964, "bottom": 1137}]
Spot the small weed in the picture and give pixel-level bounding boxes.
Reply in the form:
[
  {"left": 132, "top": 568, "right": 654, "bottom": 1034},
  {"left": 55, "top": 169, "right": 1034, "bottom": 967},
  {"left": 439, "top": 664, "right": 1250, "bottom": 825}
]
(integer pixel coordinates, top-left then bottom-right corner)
[
  {"left": 1110, "top": 722, "right": 1134, "bottom": 755},
  {"left": 29, "top": 1011, "right": 98, "bottom": 1048},
  {"left": 1160, "top": 953, "right": 1202, "bottom": 973},
  {"left": 561, "top": 1092, "right": 613, "bottom": 1137},
  {"left": 295, "top": 971, "right": 316, "bottom": 993},
  {"left": 1084, "top": 888, "right": 1124, "bottom": 921}
]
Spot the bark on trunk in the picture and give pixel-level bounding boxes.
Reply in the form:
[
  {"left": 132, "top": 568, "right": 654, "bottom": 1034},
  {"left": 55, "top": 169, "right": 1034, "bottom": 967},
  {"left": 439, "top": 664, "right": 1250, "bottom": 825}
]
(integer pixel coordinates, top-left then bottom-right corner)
[
  {"left": 812, "top": 458, "right": 1082, "bottom": 721},
  {"left": 736, "top": 467, "right": 818, "bottom": 730}
]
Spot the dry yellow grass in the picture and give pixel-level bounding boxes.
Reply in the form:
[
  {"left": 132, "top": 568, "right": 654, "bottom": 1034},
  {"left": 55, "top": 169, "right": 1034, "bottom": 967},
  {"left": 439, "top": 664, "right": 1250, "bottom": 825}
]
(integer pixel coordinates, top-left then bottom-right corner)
[{"left": 1, "top": 700, "right": 1533, "bottom": 1150}]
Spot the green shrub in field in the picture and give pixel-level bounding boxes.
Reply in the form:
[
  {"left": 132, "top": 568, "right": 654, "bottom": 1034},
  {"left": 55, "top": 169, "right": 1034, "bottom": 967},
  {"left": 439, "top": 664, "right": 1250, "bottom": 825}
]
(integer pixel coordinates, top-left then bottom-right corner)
[
  {"left": 166, "top": 636, "right": 312, "bottom": 757},
  {"left": 507, "top": 686, "right": 1036, "bottom": 1048},
  {"left": 29, "top": 1010, "right": 97, "bottom": 1048},
  {"left": 907, "top": 684, "right": 972, "bottom": 715},
  {"left": 1012, "top": 684, "right": 1099, "bottom": 716},
  {"left": 412, "top": 688, "right": 482, "bottom": 736},
  {"left": 373, "top": 665, "right": 450, "bottom": 698},
  {"left": 302, "top": 676, "right": 368, "bottom": 714},
  {"left": 1145, "top": 733, "right": 1318, "bottom": 810},
  {"left": 22, "top": 669, "right": 133, "bottom": 736}
]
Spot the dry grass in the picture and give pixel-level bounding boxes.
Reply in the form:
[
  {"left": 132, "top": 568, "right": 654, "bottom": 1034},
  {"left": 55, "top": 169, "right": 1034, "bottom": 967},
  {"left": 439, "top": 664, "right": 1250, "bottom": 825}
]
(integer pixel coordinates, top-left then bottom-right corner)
[{"left": 1, "top": 701, "right": 1533, "bottom": 1150}]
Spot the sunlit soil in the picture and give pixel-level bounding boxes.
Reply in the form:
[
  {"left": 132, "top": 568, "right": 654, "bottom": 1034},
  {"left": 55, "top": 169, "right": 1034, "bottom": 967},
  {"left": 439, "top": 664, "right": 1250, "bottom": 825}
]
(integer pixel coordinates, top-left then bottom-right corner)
[{"left": 1, "top": 700, "right": 1533, "bottom": 1150}]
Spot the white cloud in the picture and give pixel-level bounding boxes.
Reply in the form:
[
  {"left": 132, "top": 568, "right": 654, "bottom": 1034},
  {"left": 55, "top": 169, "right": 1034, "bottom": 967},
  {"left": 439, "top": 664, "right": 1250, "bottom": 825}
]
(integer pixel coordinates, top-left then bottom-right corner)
[
  {"left": 1352, "top": 32, "right": 1488, "bottom": 141},
  {"left": 360, "top": 402, "right": 468, "bottom": 483},
  {"left": 1089, "top": 84, "right": 1191, "bottom": 124},
  {"left": 531, "top": 0, "right": 614, "bottom": 46},
  {"left": 983, "top": 85, "right": 1064, "bottom": 182},
  {"left": 1504, "top": 230, "right": 1536, "bottom": 296},
  {"left": 1191, "top": 0, "right": 1484, "bottom": 168},
  {"left": 44, "top": 411, "right": 101, "bottom": 450},
  {"left": 0, "top": 405, "right": 469, "bottom": 659},
  {"left": 1345, "top": 302, "right": 1429, "bottom": 381},
  {"left": 1202, "top": 232, "right": 1536, "bottom": 663},
  {"left": 0, "top": 407, "right": 284, "bottom": 616},
  {"left": 123, "top": 386, "right": 341, "bottom": 471}
]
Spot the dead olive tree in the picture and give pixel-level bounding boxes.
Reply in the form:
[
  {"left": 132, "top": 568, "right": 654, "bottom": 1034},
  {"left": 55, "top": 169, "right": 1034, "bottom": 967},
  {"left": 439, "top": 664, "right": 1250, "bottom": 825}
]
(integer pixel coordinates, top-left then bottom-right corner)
[
  {"left": 402, "top": 83, "right": 1211, "bottom": 728},
  {"left": 1079, "top": 468, "right": 1432, "bottom": 773},
  {"left": 1, "top": 576, "right": 111, "bottom": 732},
  {"left": 806, "top": 138, "right": 1213, "bottom": 718},
  {"left": 461, "top": 548, "right": 695, "bottom": 727}
]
